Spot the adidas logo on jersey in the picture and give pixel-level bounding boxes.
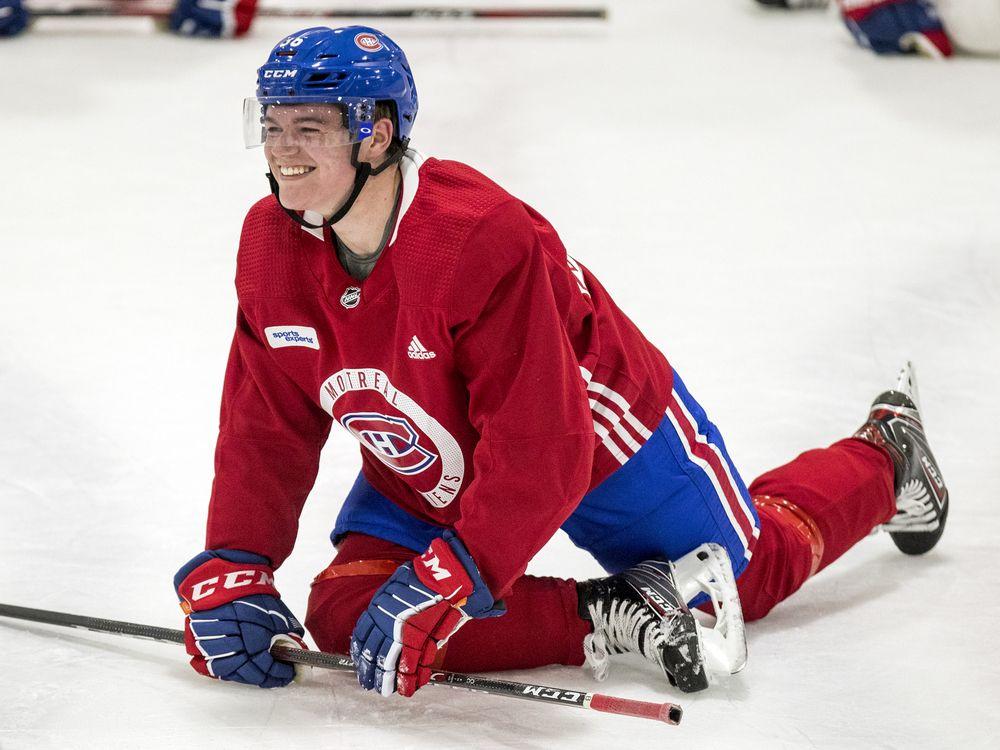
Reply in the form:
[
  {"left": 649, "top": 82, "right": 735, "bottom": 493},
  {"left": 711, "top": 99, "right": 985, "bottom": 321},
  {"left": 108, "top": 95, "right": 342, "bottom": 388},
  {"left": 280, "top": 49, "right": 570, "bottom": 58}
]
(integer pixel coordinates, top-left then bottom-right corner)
[{"left": 407, "top": 336, "right": 436, "bottom": 360}]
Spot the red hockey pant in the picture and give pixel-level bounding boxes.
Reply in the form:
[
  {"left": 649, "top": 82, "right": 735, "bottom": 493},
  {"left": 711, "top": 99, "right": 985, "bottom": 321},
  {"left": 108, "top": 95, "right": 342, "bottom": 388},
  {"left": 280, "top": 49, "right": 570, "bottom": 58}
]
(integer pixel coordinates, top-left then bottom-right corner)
[{"left": 305, "top": 438, "right": 896, "bottom": 672}]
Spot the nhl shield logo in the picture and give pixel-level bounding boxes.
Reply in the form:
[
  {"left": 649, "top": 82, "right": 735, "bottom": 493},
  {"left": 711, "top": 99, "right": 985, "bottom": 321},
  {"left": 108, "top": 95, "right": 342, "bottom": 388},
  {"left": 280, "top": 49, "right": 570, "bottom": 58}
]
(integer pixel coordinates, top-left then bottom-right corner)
[
  {"left": 341, "top": 413, "right": 437, "bottom": 475},
  {"left": 340, "top": 286, "right": 361, "bottom": 309}
]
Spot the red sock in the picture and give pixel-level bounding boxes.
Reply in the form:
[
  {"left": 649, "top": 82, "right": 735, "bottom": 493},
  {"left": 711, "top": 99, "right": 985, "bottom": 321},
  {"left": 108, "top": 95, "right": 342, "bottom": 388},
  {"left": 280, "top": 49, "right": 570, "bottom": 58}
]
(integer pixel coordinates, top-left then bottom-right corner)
[{"left": 736, "top": 438, "right": 897, "bottom": 621}]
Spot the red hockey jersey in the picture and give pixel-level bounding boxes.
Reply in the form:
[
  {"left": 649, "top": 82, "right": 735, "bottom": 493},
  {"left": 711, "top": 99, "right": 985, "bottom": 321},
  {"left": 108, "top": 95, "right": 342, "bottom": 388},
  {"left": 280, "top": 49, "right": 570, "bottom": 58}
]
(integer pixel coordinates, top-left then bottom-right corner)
[{"left": 205, "top": 151, "right": 674, "bottom": 595}]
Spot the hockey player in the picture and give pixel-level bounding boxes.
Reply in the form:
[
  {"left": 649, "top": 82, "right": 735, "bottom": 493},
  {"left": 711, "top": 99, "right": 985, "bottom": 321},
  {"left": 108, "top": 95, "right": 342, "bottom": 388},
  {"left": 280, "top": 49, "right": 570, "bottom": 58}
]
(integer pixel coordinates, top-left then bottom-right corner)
[
  {"left": 755, "top": 0, "right": 1000, "bottom": 57},
  {"left": 0, "top": 0, "right": 258, "bottom": 38},
  {"left": 169, "top": 0, "right": 258, "bottom": 37},
  {"left": 835, "top": 0, "right": 956, "bottom": 56},
  {"left": 173, "top": 26, "right": 950, "bottom": 696}
]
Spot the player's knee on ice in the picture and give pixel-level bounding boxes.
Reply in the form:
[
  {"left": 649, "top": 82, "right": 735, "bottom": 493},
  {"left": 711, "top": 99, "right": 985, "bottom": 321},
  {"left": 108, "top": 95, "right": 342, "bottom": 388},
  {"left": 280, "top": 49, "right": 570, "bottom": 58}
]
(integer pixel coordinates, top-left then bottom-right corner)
[{"left": 306, "top": 537, "right": 410, "bottom": 653}]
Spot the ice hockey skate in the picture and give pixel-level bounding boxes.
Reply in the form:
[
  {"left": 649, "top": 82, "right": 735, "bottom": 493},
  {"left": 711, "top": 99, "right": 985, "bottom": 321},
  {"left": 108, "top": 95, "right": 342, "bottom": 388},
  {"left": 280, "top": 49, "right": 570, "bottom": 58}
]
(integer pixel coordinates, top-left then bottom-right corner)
[
  {"left": 577, "top": 543, "right": 747, "bottom": 693},
  {"left": 855, "top": 362, "right": 949, "bottom": 555}
]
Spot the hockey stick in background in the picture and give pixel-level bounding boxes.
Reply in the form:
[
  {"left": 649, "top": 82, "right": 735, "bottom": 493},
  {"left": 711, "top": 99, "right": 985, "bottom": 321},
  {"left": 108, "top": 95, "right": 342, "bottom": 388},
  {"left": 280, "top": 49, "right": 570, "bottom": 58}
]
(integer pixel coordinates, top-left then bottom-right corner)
[
  {"left": 26, "top": 2, "right": 608, "bottom": 20},
  {"left": 0, "top": 602, "right": 682, "bottom": 726}
]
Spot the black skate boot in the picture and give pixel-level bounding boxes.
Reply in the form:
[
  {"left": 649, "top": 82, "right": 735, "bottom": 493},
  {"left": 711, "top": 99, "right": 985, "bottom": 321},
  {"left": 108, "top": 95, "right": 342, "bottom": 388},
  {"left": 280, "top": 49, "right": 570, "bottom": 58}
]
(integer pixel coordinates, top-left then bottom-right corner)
[
  {"left": 854, "top": 362, "right": 948, "bottom": 555},
  {"left": 576, "top": 559, "right": 710, "bottom": 693}
]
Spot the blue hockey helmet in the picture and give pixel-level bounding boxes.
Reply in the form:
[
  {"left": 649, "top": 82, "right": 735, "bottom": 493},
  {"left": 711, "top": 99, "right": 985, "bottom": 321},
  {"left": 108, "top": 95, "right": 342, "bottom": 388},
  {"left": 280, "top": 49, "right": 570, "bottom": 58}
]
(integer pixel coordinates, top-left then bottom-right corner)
[
  {"left": 249, "top": 26, "right": 418, "bottom": 229},
  {"left": 243, "top": 26, "right": 418, "bottom": 148}
]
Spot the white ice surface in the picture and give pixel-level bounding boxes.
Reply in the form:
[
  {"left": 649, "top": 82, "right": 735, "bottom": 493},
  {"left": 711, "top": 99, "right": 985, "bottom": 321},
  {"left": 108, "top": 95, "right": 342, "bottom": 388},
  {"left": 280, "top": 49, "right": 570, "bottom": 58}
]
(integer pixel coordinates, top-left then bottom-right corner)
[{"left": 2, "top": 2, "right": 999, "bottom": 748}]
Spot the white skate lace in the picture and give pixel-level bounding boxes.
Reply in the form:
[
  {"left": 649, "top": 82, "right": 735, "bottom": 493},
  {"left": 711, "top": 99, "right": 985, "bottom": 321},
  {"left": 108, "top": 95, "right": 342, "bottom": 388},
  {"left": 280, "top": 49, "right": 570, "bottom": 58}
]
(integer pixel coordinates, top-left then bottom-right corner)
[
  {"left": 883, "top": 479, "right": 940, "bottom": 532},
  {"left": 582, "top": 597, "right": 666, "bottom": 682}
]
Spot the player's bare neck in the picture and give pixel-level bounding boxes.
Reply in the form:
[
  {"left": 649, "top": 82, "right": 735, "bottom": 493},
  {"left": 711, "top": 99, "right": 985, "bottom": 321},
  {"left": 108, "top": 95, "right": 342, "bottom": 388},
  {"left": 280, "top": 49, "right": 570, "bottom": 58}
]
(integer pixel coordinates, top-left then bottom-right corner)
[{"left": 329, "top": 166, "right": 401, "bottom": 258}]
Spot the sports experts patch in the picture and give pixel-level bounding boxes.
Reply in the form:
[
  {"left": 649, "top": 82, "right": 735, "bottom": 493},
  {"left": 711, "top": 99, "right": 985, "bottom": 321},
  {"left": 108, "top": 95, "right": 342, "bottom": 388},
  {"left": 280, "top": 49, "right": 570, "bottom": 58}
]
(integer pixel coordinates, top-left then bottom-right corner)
[{"left": 264, "top": 325, "right": 320, "bottom": 350}]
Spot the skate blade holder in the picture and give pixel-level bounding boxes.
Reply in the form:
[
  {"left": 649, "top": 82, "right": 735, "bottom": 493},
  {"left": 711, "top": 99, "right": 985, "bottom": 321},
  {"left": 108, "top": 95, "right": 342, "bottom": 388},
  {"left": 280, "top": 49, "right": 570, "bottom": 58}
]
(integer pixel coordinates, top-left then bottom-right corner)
[{"left": 671, "top": 543, "right": 748, "bottom": 678}]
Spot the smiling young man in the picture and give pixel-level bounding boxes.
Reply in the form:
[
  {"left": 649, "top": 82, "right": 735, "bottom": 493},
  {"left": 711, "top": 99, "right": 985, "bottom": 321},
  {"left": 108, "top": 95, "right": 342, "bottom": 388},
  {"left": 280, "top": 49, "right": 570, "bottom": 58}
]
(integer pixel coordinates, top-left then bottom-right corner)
[{"left": 173, "top": 26, "right": 950, "bottom": 697}]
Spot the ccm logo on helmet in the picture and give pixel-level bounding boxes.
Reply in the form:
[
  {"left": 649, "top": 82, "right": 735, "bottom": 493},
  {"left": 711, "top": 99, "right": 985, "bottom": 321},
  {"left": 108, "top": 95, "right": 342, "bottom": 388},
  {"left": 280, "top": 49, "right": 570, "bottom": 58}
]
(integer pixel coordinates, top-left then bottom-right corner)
[
  {"left": 355, "top": 33, "right": 383, "bottom": 52},
  {"left": 190, "top": 569, "right": 275, "bottom": 601},
  {"left": 263, "top": 69, "right": 298, "bottom": 79}
]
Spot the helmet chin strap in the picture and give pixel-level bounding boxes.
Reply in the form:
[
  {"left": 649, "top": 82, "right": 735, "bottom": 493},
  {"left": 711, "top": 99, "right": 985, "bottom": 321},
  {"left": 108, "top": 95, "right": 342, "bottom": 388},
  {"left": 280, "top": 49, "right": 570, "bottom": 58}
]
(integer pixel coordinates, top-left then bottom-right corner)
[{"left": 267, "top": 138, "right": 408, "bottom": 231}]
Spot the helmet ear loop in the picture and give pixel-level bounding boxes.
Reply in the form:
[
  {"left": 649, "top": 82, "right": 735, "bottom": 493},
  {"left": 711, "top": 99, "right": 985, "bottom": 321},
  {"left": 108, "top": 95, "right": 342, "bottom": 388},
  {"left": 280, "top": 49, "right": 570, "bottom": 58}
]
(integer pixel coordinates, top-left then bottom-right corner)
[
  {"left": 266, "top": 141, "right": 373, "bottom": 231},
  {"left": 327, "top": 141, "right": 372, "bottom": 223},
  {"left": 368, "top": 136, "right": 409, "bottom": 176}
]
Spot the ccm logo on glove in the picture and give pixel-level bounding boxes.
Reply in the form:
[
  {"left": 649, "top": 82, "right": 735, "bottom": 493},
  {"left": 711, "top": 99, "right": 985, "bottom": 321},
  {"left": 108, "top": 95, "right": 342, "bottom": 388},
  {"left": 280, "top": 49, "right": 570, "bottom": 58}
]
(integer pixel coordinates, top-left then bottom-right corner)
[
  {"left": 177, "top": 556, "right": 280, "bottom": 612},
  {"left": 351, "top": 531, "right": 506, "bottom": 697},
  {"left": 189, "top": 569, "right": 276, "bottom": 601},
  {"left": 419, "top": 552, "right": 453, "bottom": 582},
  {"left": 174, "top": 549, "right": 305, "bottom": 688}
]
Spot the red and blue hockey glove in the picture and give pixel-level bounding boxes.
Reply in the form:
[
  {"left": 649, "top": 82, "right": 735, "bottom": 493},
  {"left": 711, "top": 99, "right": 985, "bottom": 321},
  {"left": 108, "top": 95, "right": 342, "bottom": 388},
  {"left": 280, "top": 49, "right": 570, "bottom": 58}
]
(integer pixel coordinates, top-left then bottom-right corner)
[
  {"left": 169, "top": 0, "right": 257, "bottom": 38},
  {"left": 0, "top": 1, "right": 29, "bottom": 37},
  {"left": 174, "top": 549, "right": 306, "bottom": 688},
  {"left": 836, "top": 0, "right": 954, "bottom": 57},
  {"left": 350, "top": 531, "right": 505, "bottom": 697}
]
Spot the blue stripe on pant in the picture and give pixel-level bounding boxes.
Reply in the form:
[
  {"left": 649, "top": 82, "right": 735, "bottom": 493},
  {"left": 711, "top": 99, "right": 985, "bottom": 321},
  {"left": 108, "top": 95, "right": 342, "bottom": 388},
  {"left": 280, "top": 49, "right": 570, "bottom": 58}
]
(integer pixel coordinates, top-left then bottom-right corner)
[{"left": 331, "top": 369, "right": 758, "bottom": 586}]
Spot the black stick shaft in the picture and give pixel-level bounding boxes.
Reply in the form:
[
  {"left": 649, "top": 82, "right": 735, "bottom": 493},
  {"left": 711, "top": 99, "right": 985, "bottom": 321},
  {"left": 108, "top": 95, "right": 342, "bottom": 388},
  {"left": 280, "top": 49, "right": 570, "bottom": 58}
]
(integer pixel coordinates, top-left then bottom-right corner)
[
  {"left": 28, "top": 4, "right": 607, "bottom": 20},
  {"left": 0, "top": 602, "right": 185, "bottom": 644},
  {"left": 0, "top": 602, "right": 680, "bottom": 725}
]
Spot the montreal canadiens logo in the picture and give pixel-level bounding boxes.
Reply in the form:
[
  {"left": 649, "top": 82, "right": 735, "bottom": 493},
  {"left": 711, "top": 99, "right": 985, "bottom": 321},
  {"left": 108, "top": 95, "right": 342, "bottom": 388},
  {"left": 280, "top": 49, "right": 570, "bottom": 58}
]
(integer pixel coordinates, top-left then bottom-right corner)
[
  {"left": 355, "top": 33, "right": 383, "bottom": 52},
  {"left": 319, "top": 368, "right": 465, "bottom": 508},
  {"left": 341, "top": 413, "right": 437, "bottom": 475}
]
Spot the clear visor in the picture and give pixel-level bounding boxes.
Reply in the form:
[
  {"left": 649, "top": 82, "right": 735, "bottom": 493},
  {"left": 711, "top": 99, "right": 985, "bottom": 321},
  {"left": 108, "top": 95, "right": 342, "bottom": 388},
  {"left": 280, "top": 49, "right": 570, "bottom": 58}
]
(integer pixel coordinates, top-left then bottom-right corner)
[{"left": 242, "top": 97, "right": 376, "bottom": 149}]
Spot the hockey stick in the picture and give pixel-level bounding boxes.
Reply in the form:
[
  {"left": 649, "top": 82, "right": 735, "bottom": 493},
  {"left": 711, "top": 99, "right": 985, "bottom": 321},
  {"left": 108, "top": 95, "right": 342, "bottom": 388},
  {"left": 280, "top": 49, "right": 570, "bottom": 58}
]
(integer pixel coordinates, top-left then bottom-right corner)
[
  {"left": 27, "top": 3, "right": 608, "bottom": 20},
  {"left": 0, "top": 602, "right": 682, "bottom": 726}
]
